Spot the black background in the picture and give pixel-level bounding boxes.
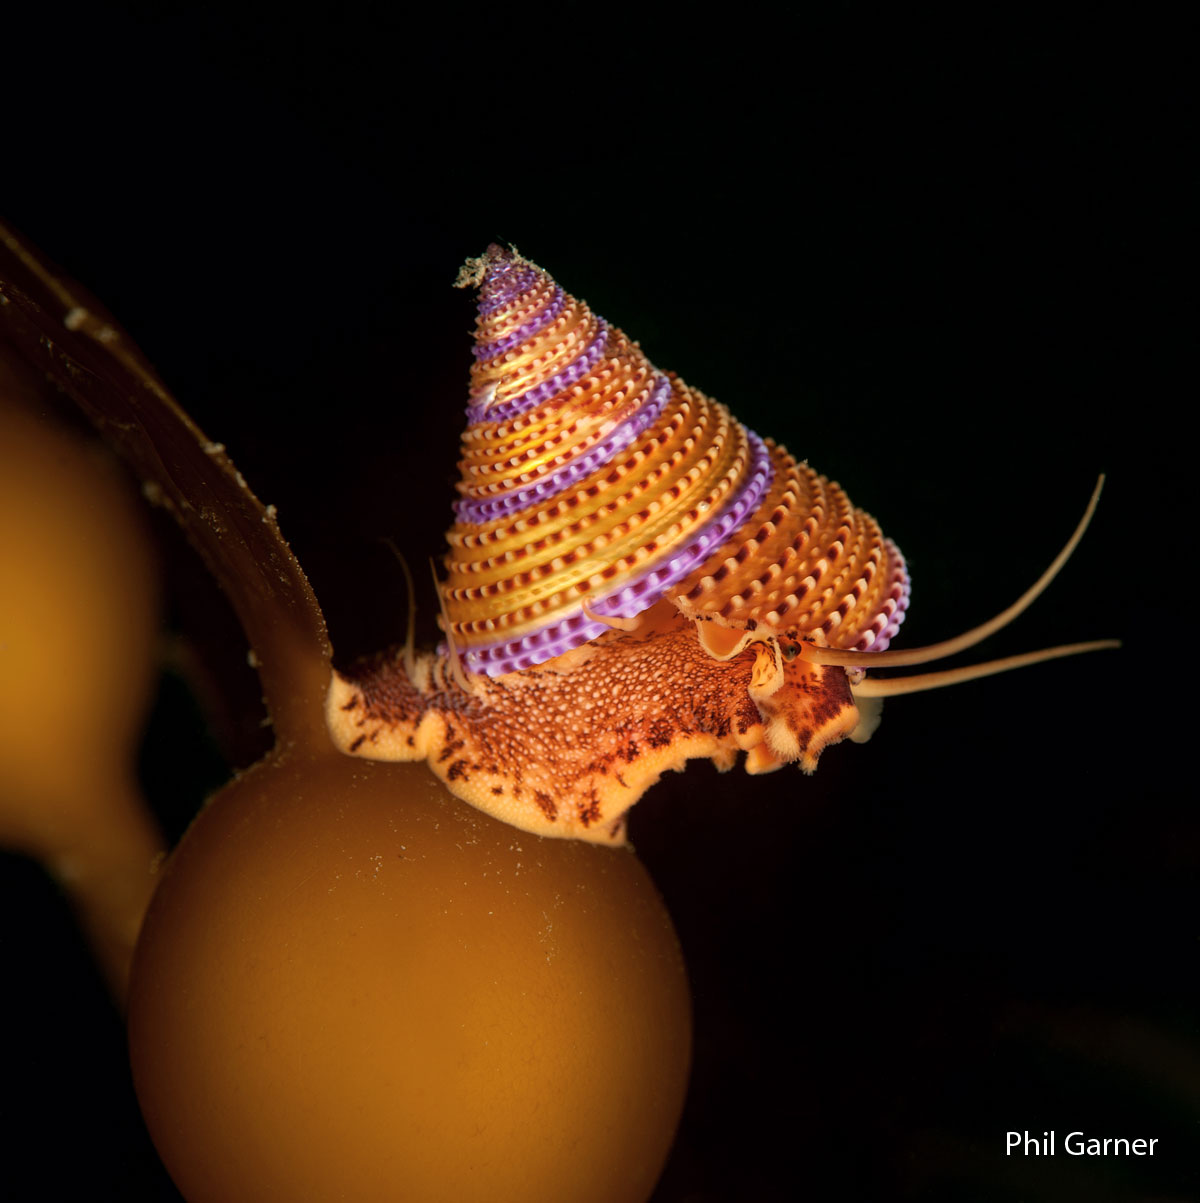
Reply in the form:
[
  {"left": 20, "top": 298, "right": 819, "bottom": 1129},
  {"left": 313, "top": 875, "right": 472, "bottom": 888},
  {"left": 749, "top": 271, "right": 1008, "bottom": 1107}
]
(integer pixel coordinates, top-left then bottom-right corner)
[{"left": 2, "top": 7, "right": 1191, "bottom": 1201}]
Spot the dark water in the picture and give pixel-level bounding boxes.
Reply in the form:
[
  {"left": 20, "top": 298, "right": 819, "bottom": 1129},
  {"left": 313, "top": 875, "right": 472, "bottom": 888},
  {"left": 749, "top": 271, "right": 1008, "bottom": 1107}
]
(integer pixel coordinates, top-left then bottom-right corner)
[{"left": 3, "top": 8, "right": 1188, "bottom": 1200}]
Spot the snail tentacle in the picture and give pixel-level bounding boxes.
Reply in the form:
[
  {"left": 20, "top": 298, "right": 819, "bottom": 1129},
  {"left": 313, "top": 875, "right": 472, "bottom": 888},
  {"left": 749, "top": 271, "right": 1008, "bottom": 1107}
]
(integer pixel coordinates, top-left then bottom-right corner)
[
  {"left": 801, "top": 475, "right": 1108, "bottom": 671},
  {"left": 381, "top": 538, "right": 420, "bottom": 685},
  {"left": 850, "top": 640, "right": 1122, "bottom": 698}
]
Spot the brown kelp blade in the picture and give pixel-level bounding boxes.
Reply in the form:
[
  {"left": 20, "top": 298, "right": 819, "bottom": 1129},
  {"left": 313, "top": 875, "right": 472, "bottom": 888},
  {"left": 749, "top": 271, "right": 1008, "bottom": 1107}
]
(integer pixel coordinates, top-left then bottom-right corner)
[{"left": 0, "top": 219, "right": 331, "bottom": 741}]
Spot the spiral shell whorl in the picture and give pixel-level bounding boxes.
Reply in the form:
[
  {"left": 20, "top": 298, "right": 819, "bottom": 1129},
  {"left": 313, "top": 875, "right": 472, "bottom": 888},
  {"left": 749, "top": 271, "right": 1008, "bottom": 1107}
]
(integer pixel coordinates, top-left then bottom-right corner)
[{"left": 445, "top": 246, "right": 910, "bottom": 676}]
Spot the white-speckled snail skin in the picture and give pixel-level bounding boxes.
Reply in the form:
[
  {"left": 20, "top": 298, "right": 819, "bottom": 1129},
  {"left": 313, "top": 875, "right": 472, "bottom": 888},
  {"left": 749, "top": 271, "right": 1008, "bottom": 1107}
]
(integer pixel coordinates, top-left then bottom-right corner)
[{"left": 326, "top": 245, "right": 1118, "bottom": 844}]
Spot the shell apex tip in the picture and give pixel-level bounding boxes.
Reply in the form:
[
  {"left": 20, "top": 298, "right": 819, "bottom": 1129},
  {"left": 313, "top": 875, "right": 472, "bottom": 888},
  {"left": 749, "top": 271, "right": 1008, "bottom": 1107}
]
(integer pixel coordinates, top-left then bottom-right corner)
[{"left": 454, "top": 242, "right": 526, "bottom": 291}]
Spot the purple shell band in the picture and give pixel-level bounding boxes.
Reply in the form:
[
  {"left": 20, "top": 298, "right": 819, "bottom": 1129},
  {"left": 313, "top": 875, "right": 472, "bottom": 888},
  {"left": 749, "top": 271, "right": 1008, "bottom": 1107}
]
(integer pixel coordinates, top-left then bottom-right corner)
[
  {"left": 457, "top": 428, "right": 775, "bottom": 676},
  {"left": 854, "top": 541, "right": 911, "bottom": 652},
  {"left": 589, "top": 429, "right": 774, "bottom": 621},
  {"left": 457, "top": 613, "right": 615, "bottom": 677},
  {"left": 453, "top": 372, "right": 672, "bottom": 525},
  {"left": 465, "top": 319, "right": 610, "bottom": 425},
  {"left": 473, "top": 284, "right": 567, "bottom": 360}
]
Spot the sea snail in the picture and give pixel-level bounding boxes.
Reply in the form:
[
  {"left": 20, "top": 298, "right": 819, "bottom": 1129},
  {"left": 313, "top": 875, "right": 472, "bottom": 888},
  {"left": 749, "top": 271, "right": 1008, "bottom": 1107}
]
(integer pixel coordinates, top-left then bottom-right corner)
[{"left": 327, "top": 245, "right": 1116, "bottom": 845}]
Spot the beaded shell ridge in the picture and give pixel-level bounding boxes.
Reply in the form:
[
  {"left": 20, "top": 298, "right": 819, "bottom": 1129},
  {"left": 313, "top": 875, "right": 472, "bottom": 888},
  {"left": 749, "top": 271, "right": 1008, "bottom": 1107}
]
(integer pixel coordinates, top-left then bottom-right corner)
[{"left": 327, "top": 245, "right": 911, "bottom": 843}]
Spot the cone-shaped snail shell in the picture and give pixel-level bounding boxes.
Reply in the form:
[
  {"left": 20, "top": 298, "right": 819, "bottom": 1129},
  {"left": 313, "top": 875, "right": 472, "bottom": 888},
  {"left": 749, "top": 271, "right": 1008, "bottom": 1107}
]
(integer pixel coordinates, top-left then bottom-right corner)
[
  {"left": 441, "top": 246, "right": 909, "bottom": 674},
  {"left": 327, "top": 246, "right": 1109, "bottom": 844}
]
